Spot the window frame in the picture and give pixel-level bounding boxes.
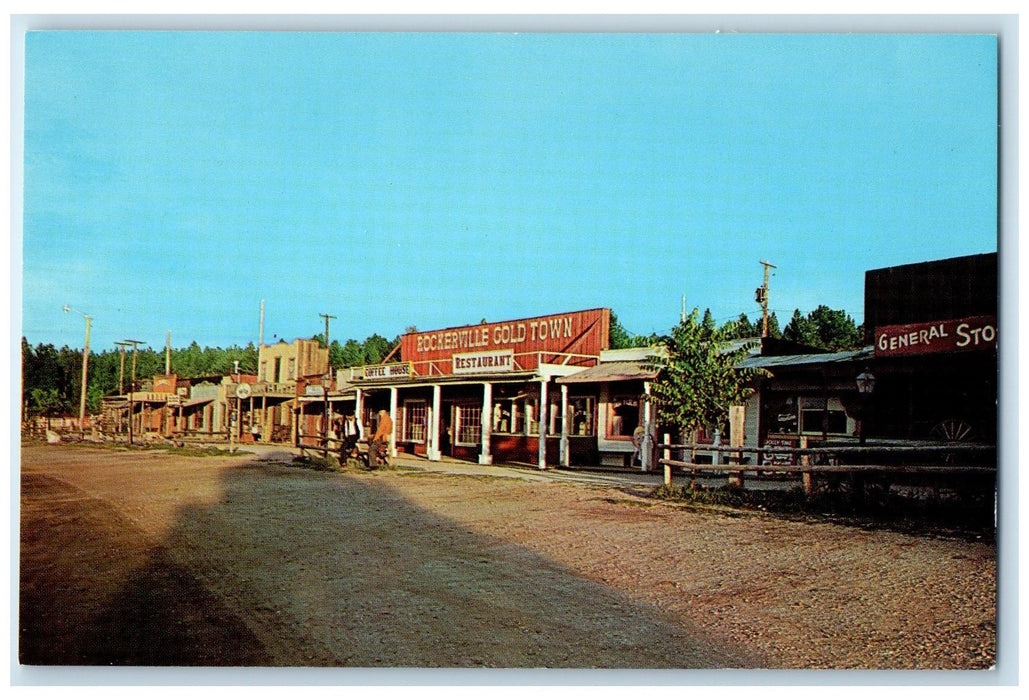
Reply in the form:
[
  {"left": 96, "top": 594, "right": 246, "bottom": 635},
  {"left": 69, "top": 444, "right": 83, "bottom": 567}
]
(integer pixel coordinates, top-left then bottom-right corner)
[
  {"left": 455, "top": 403, "right": 482, "bottom": 446},
  {"left": 403, "top": 399, "right": 428, "bottom": 443},
  {"left": 607, "top": 395, "right": 640, "bottom": 440}
]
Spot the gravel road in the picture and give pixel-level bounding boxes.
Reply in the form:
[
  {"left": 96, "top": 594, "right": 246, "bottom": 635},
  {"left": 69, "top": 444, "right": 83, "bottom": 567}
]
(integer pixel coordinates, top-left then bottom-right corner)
[{"left": 19, "top": 443, "right": 996, "bottom": 670}]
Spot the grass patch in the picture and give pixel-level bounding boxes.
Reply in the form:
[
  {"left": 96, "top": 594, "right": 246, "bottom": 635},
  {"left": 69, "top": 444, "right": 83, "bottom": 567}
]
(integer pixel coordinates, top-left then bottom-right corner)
[
  {"left": 650, "top": 480, "right": 996, "bottom": 541},
  {"left": 22, "top": 437, "right": 250, "bottom": 458},
  {"left": 292, "top": 455, "right": 344, "bottom": 473}
]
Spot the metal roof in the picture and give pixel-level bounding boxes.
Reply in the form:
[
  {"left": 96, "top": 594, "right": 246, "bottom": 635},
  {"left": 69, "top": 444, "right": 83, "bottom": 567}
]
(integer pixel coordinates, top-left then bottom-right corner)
[
  {"left": 556, "top": 360, "right": 660, "bottom": 384},
  {"left": 738, "top": 346, "right": 874, "bottom": 370}
]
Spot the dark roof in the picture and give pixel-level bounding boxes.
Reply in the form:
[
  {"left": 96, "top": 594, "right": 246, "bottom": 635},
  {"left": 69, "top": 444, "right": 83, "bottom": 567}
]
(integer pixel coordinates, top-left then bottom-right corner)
[
  {"left": 739, "top": 346, "right": 874, "bottom": 370},
  {"left": 556, "top": 360, "right": 660, "bottom": 384}
]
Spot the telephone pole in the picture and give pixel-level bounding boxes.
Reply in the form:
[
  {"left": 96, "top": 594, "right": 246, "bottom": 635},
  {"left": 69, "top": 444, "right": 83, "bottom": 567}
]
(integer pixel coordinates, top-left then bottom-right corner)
[
  {"left": 122, "top": 339, "right": 144, "bottom": 445},
  {"left": 114, "top": 341, "right": 130, "bottom": 394},
  {"left": 318, "top": 313, "right": 337, "bottom": 454},
  {"left": 63, "top": 306, "right": 92, "bottom": 435},
  {"left": 319, "top": 313, "right": 336, "bottom": 350},
  {"left": 756, "top": 260, "right": 777, "bottom": 338}
]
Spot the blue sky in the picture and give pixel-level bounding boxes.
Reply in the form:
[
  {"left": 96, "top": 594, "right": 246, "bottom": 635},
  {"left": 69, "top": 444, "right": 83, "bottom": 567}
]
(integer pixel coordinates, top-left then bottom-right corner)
[{"left": 19, "top": 31, "right": 998, "bottom": 352}]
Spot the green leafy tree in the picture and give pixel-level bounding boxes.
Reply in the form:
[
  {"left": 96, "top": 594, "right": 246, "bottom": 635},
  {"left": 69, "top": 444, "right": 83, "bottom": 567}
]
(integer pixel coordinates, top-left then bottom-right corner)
[
  {"left": 609, "top": 313, "right": 633, "bottom": 349},
  {"left": 647, "top": 309, "right": 762, "bottom": 438},
  {"left": 609, "top": 312, "right": 663, "bottom": 349},
  {"left": 721, "top": 313, "right": 758, "bottom": 339},
  {"left": 783, "top": 306, "right": 863, "bottom": 351},
  {"left": 362, "top": 334, "right": 392, "bottom": 364},
  {"left": 28, "top": 387, "right": 68, "bottom": 425},
  {"left": 339, "top": 339, "right": 365, "bottom": 367},
  {"left": 701, "top": 308, "right": 717, "bottom": 333},
  {"left": 808, "top": 305, "right": 863, "bottom": 351},
  {"left": 783, "top": 309, "right": 818, "bottom": 346}
]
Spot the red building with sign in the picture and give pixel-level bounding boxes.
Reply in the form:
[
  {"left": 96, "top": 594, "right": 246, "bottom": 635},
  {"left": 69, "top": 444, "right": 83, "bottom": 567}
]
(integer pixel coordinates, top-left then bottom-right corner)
[{"left": 348, "top": 309, "right": 614, "bottom": 467}]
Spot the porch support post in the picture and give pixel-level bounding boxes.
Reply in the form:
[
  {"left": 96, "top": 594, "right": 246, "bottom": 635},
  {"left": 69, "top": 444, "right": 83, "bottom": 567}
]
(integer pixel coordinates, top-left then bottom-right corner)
[
  {"left": 428, "top": 384, "right": 442, "bottom": 461},
  {"left": 538, "top": 377, "right": 549, "bottom": 470},
  {"left": 642, "top": 381, "right": 654, "bottom": 472},
  {"left": 354, "top": 388, "right": 364, "bottom": 444},
  {"left": 389, "top": 387, "right": 398, "bottom": 458},
  {"left": 479, "top": 382, "right": 493, "bottom": 465},
  {"left": 560, "top": 384, "right": 570, "bottom": 467}
]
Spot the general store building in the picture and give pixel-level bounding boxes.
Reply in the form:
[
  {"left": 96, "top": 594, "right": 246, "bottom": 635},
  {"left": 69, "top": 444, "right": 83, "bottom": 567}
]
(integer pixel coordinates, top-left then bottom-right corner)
[{"left": 739, "top": 252, "right": 997, "bottom": 461}]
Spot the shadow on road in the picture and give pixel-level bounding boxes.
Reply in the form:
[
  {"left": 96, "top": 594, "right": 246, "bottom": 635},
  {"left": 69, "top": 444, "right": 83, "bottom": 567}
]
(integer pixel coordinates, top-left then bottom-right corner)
[{"left": 20, "top": 450, "right": 757, "bottom": 669}]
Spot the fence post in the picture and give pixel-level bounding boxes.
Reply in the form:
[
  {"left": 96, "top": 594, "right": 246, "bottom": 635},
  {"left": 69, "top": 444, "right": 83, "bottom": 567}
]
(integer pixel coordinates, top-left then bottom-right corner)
[
  {"left": 799, "top": 436, "right": 813, "bottom": 494},
  {"left": 663, "top": 433, "right": 671, "bottom": 486}
]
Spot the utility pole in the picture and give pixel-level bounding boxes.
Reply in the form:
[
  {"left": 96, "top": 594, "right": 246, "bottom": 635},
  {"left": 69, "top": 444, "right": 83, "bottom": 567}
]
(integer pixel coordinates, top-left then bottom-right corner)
[
  {"left": 756, "top": 260, "right": 777, "bottom": 338},
  {"left": 259, "top": 299, "right": 265, "bottom": 348},
  {"left": 318, "top": 313, "right": 337, "bottom": 455},
  {"left": 122, "top": 339, "right": 144, "bottom": 445},
  {"left": 114, "top": 342, "right": 129, "bottom": 395},
  {"left": 319, "top": 313, "right": 336, "bottom": 351},
  {"left": 63, "top": 306, "right": 92, "bottom": 435}
]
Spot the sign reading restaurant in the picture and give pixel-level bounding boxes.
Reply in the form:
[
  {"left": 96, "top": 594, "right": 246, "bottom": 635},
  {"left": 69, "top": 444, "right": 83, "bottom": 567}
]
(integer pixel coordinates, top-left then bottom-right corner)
[
  {"left": 453, "top": 350, "right": 514, "bottom": 375},
  {"left": 402, "top": 308, "right": 611, "bottom": 374},
  {"left": 875, "top": 315, "right": 997, "bottom": 357}
]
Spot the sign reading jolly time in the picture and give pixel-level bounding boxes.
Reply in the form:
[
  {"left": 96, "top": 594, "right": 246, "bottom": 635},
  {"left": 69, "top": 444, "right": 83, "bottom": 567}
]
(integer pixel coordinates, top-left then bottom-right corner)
[
  {"left": 402, "top": 308, "right": 611, "bottom": 370},
  {"left": 875, "top": 315, "right": 997, "bottom": 357}
]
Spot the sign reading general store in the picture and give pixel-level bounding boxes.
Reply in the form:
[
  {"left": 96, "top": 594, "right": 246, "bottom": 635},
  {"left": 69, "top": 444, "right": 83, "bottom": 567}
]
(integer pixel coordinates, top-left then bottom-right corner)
[{"left": 875, "top": 315, "right": 997, "bottom": 357}]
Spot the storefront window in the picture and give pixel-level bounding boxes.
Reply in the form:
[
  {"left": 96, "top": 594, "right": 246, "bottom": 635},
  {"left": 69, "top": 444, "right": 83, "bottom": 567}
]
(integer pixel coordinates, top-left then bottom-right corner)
[
  {"left": 608, "top": 397, "right": 639, "bottom": 438},
  {"left": 800, "top": 397, "right": 849, "bottom": 436},
  {"left": 404, "top": 400, "right": 427, "bottom": 443},
  {"left": 766, "top": 396, "right": 798, "bottom": 434},
  {"left": 456, "top": 404, "right": 482, "bottom": 445},
  {"left": 569, "top": 396, "right": 596, "bottom": 436},
  {"left": 525, "top": 398, "right": 539, "bottom": 435},
  {"left": 510, "top": 402, "right": 522, "bottom": 434},
  {"left": 492, "top": 401, "right": 512, "bottom": 433},
  {"left": 548, "top": 401, "right": 560, "bottom": 435}
]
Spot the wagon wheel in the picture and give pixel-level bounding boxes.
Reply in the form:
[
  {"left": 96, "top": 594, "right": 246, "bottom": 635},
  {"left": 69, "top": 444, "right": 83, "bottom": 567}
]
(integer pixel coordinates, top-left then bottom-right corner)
[
  {"left": 931, "top": 419, "right": 974, "bottom": 465},
  {"left": 930, "top": 419, "right": 974, "bottom": 442}
]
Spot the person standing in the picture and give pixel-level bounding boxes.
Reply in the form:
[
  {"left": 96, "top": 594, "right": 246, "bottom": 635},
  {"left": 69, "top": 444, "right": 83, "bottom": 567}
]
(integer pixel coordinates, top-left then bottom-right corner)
[
  {"left": 631, "top": 424, "right": 646, "bottom": 466},
  {"left": 371, "top": 409, "right": 393, "bottom": 467},
  {"left": 341, "top": 413, "right": 363, "bottom": 460}
]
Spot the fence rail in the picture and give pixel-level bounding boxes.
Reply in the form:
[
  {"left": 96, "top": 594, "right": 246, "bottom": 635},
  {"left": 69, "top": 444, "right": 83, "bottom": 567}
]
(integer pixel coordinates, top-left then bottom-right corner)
[{"left": 656, "top": 441, "right": 997, "bottom": 493}]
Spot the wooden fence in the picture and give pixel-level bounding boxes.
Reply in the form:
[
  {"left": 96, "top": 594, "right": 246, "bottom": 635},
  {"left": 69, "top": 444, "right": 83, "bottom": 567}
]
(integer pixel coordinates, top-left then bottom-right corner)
[{"left": 657, "top": 441, "right": 997, "bottom": 494}]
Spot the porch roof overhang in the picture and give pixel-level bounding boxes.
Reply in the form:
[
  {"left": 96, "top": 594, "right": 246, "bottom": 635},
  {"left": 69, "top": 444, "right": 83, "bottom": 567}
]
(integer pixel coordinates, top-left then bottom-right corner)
[
  {"left": 351, "top": 370, "right": 541, "bottom": 390},
  {"left": 738, "top": 346, "right": 874, "bottom": 371},
  {"left": 298, "top": 392, "right": 357, "bottom": 403},
  {"left": 556, "top": 361, "right": 660, "bottom": 384}
]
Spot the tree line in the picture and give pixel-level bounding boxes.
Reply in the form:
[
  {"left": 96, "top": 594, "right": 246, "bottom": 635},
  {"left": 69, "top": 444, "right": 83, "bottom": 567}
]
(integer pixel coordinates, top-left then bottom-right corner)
[
  {"left": 22, "top": 305, "right": 861, "bottom": 421},
  {"left": 610, "top": 305, "right": 863, "bottom": 352},
  {"left": 20, "top": 333, "right": 403, "bottom": 420}
]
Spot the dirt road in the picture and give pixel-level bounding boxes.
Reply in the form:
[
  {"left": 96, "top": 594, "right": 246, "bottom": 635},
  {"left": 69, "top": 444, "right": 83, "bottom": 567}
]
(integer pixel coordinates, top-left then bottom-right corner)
[{"left": 18, "top": 443, "right": 996, "bottom": 669}]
